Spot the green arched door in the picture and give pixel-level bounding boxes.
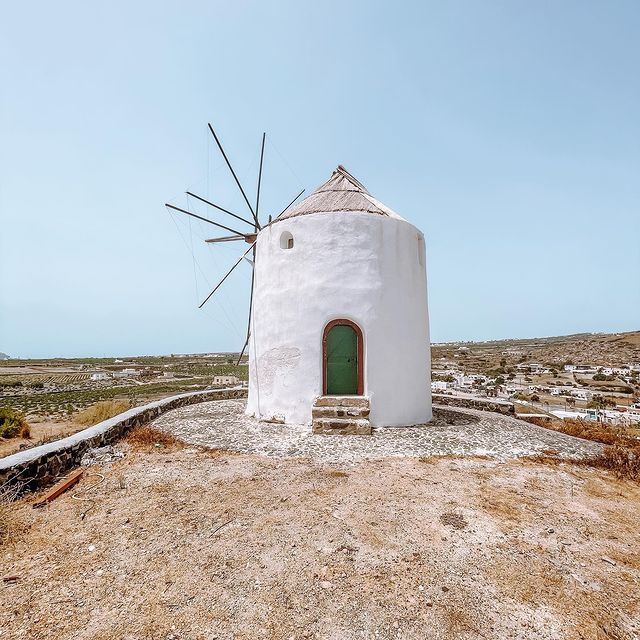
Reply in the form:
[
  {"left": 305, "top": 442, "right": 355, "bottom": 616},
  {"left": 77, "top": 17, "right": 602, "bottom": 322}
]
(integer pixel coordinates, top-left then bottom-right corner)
[{"left": 325, "top": 323, "right": 359, "bottom": 395}]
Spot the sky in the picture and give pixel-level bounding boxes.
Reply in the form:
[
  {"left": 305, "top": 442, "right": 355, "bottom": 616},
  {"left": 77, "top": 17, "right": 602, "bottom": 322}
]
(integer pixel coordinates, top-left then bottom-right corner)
[{"left": 0, "top": 0, "right": 638, "bottom": 358}]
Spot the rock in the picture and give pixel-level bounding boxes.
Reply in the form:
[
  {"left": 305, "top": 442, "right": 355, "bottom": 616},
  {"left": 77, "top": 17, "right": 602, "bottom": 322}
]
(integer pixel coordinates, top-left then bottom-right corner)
[
  {"left": 320, "top": 581, "right": 333, "bottom": 590},
  {"left": 88, "top": 545, "right": 96, "bottom": 552},
  {"left": 81, "top": 446, "right": 124, "bottom": 466},
  {"left": 601, "top": 556, "right": 616, "bottom": 566},
  {"left": 441, "top": 586, "right": 449, "bottom": 592}
]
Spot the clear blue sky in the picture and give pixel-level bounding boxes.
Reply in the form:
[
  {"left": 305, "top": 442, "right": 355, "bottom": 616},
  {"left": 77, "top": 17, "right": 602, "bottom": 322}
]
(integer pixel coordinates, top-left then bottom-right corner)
[{"left": 1, "top": 1, "right": 638, "bottom": 358}]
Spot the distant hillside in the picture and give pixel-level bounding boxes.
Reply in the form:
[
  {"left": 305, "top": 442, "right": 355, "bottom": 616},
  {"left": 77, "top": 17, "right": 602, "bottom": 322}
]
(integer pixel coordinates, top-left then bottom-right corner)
[
  {"left": 432, "top": 331, "right": 640, "bottom": 375},
  {"left": 0, "top": 352, "right": 9, "bottom": 360}
]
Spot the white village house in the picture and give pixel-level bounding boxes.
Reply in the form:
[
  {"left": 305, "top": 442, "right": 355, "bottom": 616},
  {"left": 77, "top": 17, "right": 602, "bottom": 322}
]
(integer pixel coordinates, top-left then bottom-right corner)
[
  {"left": 212, "top": 375, "right": 240, "bottom": 386},
  {"left": 245, "top": 166, "right": 431, "bottom": 434}
]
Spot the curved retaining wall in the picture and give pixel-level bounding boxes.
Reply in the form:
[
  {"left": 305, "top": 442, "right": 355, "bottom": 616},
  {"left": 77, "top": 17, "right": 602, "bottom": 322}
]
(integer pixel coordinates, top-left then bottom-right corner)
[
  {"left": 432, "top": 393, "right": 515, "bottom": 416},
  {"left": 0, "top": 387, "right": 247, "bottom": 495}
]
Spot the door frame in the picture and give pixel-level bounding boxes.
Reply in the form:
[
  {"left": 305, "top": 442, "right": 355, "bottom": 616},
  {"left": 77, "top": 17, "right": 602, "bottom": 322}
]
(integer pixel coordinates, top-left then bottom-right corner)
[{"left": 322, "top": 319, "right": 364, "bottom": 396}]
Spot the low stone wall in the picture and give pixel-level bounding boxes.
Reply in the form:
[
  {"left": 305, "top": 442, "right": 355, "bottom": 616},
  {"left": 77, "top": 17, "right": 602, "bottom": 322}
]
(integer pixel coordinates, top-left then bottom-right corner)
[
  {"left": 0, "top": 387, "right": 247, "bottom": 496},
  {"left": 432, "top": 394, "right": 515, "bottom": 416}
]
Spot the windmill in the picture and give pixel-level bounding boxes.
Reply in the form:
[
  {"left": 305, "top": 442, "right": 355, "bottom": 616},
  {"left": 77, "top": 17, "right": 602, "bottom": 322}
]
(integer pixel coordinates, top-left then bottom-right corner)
[{"left": 164, "top": 124, "right": 304, "bottom": 364}]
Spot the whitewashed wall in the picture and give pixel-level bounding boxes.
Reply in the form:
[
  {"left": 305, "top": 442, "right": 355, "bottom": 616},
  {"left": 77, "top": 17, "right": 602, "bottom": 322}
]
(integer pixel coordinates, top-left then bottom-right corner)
[{"left": 246, "top": 211, "right": 431, "bottom": 427}]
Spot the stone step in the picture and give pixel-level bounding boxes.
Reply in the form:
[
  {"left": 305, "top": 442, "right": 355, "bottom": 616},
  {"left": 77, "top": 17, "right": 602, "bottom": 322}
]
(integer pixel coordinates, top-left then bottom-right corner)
[
  {"left": 311, "top": 405, "right": 370, "bottom": 419},
  {"left": 312, "top": 417, "right": 371, "bottom": 436},
  {"left": 313, "top": 395, "right": 370, "bottom": 409}
]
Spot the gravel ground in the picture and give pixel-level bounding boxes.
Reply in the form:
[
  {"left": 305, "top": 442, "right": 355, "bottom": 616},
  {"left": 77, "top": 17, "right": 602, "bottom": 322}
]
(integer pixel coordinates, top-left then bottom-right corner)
[{"left": 152, "top": 400, "right": 603, "bottom": 463}]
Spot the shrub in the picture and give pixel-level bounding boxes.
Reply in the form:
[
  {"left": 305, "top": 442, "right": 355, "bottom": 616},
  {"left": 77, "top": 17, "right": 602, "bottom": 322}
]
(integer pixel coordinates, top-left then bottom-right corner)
[
  {"left": 126, "top": 426, "right": 183, "bottom": 450},
  {"left": 0, "top": 408, "right": 30, "bottom": 439},
  {"left": 593, "top": 373, "right": 615, "bottom": 382},
  {"left": 587, "top": 445, "right": 640, "bottom": 481},
  {"left": 527, "top": 416, "right": 640, "bottom": 481}
]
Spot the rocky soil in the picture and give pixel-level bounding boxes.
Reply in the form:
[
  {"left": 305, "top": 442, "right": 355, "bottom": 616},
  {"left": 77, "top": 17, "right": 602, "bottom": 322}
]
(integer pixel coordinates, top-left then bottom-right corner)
[{"left": 1, "top": 445, "right": 639, "bottom": 640}]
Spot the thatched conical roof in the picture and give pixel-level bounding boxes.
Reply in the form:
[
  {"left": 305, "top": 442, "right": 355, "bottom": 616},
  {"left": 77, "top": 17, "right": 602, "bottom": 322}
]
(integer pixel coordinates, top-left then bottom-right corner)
[{"left": 278, "top": 166, "right": 404, "bottom": 221}]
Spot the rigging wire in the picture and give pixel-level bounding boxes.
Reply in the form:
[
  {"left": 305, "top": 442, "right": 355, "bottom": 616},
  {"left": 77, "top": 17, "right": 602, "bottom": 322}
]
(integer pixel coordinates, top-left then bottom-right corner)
[
  {"left": 266, "top": 134, "right": 306, "bottom": 192},
  {"left": 186, "top": 194, "right": 200, "bottom": 300},
  {"left": 166, "top": 207, "right": 242, "bottom": 340}
]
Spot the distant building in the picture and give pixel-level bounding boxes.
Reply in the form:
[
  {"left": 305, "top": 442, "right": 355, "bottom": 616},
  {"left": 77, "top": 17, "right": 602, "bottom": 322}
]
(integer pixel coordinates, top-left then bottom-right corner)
[
  {"left": 570, "top": 389, "right": 592, "bottom": 400},
  {"left": 517, "top": 363, "right": 545, "bottom": 373},
  {"left": 573, "top": 365, "right": 598, "bottom": 374},
  {"left": 113, "top": 368, "right": 140, "bottom": 379},
  {"left": 91, "top": 372, "right": 109, "bottom": 381},
  {"left": 213, "top": 375, "right": 239, "bottom": 386}
]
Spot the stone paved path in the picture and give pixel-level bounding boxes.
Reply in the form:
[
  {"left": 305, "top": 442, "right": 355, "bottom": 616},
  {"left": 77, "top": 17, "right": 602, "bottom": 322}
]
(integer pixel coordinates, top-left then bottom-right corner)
[{"left": 152, "top": 400, "right": 603, "bottom": 464}]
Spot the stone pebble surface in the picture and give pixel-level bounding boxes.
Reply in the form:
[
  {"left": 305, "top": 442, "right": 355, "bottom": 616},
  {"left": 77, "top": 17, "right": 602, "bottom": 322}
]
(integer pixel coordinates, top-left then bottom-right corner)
[{"left": 152, "top": 400, "right": 603, "bottom": 464}]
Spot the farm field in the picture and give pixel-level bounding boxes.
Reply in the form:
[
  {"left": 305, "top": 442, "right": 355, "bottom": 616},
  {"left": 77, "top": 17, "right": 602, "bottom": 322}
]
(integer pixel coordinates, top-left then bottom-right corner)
[{"left": 0, "top": 354, "right": 248, "bottom": 457}]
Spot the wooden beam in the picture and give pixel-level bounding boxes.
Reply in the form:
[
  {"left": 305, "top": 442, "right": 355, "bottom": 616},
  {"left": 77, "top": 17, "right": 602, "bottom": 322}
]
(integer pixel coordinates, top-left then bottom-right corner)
[
  {"left": 165, "top": 203, "right": 245, "bottom": 237},
  {"left": 274, "top": 188, "right": 305, "bottom": 220},
  {"left": 199, "top": 242, "right": 256, "bottom": 309},
  {"left": 186, "top": 191, "right": 255, "bottom": 228},
  {"left": 33, "top": 469, "right": 83, "bottom": 508},
  {"left": 207, "top": 123, "right": 261, "bottom": 230},
  {"left": 255, "top": 132, "right": 266, "bottom": 229},
  {"left": 205, "top": 235, "right": 246, "bottom": 244}
]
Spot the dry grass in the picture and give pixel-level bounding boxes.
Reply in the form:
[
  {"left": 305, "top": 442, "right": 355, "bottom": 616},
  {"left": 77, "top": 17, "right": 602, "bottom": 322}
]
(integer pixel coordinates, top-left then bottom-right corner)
[
  {"left": 0, "top": 483, "right": 25, "bottom": 547},
  {"left": 585, "top": 445, "right": 640, "bottom": 481},
  {"left": 527, "top": 417, "right": 640, "bottom": 481},
  {"left": 73, "top": 400, "right": 131, "bottom": 427},
  {"left": 543, "top": 417, "right": 637, "bottom": 446},
  {"left": 126, "top": 425, "right": 185, "bottom": 451},
  {"left": 513, "top": 402, "right": 551, "bottom": 415},
  {"left": 326, "top": 470, "right": 350, "bottom": 478}
]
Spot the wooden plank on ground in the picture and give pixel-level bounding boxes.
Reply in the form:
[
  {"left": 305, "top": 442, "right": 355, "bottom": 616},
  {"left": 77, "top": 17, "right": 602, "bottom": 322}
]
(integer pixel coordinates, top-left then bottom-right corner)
[{"left": 32, "top": 469, "right": 83, "bottom": 508}]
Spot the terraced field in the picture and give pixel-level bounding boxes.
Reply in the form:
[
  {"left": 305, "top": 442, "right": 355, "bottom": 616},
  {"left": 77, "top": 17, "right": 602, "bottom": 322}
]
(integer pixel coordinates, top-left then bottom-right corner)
[
  {"left": 0, "top": 379, "right": 228, "bottom": 418},
  {"left": 0, "top": 373, "right": 91, "bottom": 386}
]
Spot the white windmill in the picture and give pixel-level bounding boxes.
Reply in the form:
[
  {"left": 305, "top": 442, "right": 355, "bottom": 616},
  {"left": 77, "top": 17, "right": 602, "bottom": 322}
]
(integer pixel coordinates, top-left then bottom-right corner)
[{"left": 167, "top": 129, "right": 431, "bottom": 435}]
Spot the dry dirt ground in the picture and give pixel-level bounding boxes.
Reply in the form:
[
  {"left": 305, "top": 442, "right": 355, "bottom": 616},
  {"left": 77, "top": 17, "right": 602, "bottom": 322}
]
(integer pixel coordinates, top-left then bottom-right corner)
[
  {"left": 0, "top": 419, "right": 82, "bottom": 458},
  {"left": 2, "top": 444, "right": 639, "bottom": 640}
]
